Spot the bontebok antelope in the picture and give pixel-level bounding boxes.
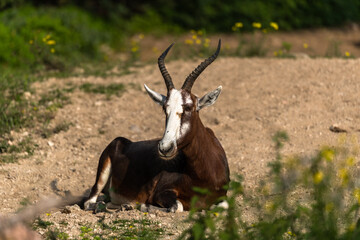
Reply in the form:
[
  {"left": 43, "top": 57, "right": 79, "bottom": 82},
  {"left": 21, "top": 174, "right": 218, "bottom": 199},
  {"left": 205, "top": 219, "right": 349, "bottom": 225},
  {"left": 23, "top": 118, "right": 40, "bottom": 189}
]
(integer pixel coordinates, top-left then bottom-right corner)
[{"left": 84, "top": 40, "right": 230, "bottom": 212}]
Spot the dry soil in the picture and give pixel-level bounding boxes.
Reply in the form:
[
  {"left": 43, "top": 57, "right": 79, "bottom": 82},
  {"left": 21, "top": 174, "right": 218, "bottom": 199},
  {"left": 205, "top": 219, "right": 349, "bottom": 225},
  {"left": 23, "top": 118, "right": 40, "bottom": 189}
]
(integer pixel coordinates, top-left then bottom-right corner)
[{"left": 1, "top": 56, "right": 360, "bottom": 238}]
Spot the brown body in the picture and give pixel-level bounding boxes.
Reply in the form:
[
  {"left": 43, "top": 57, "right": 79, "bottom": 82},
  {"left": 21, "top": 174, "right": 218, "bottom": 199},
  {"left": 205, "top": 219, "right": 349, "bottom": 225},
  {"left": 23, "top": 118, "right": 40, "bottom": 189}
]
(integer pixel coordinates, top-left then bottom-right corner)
[
  {"left": 84, "top": 40, "right": 229, "bottom": 212},
  {"left": 88, "top": 118, "right": 229, "bottom": 210}
]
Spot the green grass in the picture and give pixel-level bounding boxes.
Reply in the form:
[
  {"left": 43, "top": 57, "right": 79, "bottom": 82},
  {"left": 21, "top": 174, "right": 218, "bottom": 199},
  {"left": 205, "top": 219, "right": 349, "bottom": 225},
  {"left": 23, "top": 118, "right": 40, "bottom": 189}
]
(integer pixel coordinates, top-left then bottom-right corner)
[
  {"left": 33, "top": 217, "right": 166, "bottom": 240},
  {"left": 40, "top": 121, "right": 73, "bottom": 139},
  {"left": 0, "top": 79, "right": 71, "bottom": 163},
  {"left": 0, "top": 72, "right": 35, "bottom": 136},
  {"left": 0, "top": 136, "right": 36, "bottom": 163},
  {"left": 19, "top": 197, "right": 32, "bottom": 207},
  {"left": 33, "top": 218, "right": 54, "bottom": 229},
  {"left": 79, "top": 83, "right": 126, "bottom": 98}
]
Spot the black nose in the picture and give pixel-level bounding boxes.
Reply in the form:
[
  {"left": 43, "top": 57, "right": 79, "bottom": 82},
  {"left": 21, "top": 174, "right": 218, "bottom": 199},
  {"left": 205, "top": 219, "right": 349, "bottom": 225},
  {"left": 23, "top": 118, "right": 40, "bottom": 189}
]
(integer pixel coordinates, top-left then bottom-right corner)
[{"left": 159, "top": 142, "right": 174, "bottom": 155}]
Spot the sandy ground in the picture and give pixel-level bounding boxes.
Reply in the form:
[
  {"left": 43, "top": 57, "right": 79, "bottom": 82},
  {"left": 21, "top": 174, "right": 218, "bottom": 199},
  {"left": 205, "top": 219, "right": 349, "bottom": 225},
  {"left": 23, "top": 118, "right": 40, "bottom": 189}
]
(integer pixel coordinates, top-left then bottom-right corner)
[{"left": 1, "top": 56, "right": 360, "bottom": 238}]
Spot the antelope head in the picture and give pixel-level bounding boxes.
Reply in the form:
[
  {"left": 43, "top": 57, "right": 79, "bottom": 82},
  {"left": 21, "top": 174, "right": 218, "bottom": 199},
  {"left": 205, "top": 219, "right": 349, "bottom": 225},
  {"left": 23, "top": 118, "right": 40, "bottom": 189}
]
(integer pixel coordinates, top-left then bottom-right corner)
[{"left": 144, "top": 40, "right": 222, "bottom": 160}]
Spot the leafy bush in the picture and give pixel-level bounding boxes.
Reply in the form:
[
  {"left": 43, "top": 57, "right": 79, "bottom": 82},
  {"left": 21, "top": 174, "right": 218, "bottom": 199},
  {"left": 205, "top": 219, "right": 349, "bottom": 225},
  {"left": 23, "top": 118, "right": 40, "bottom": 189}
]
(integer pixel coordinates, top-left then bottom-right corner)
[
  {"left": 0, "top": 5, "right": 112, "bottom": 70},
  {"left": 3, "top": 0, "right": 360, "bottom": 33}
]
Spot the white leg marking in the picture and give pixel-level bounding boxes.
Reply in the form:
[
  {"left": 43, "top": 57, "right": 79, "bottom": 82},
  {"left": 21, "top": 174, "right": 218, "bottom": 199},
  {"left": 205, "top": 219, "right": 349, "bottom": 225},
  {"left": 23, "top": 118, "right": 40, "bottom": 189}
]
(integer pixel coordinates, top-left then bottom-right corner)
[
  {"left": 175, "top": 200, "right": 184, "bottom": 212},
  {"left": 217, "top": 200, "right": 229, "bottom": 210},
  {"left": 100, "top": 163, "right": 111, "bottom": 187},
  {"left": 84, "top": 196, "right": 97, "bottom": 210},
  {"left": 140, "top": 204, "right": 150, "bottom": 212},
  {"left": 84, "top": 160, "right": 111, "bottom": 210}
]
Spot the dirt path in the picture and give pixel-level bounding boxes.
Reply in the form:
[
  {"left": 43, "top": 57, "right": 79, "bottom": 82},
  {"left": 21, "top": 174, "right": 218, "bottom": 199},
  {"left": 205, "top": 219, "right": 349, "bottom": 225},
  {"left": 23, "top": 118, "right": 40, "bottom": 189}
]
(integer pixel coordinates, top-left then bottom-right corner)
[{"left": 1, "top": 57, "right": 360, "bottom": 238}]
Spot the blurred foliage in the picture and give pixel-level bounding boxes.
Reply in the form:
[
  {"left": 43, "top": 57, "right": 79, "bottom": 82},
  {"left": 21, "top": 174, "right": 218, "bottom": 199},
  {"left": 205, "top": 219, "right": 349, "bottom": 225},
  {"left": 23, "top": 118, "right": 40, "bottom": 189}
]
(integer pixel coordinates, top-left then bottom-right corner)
[
  {"left": 180, "top": 132, "right": 360, "bottom": 240},
  {"left": 1, "top": 0, "right": 359, "bottom": 32},
  {"left": 0, "top": 5, "right": 111, "bottom": 70}
]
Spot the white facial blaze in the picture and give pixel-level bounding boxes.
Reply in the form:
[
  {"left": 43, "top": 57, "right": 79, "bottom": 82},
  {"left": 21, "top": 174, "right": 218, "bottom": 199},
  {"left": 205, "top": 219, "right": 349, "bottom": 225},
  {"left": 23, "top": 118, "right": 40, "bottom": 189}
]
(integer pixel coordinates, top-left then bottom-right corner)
[{"left": 160, "top": 89, "right": 191, "bottom": 151}]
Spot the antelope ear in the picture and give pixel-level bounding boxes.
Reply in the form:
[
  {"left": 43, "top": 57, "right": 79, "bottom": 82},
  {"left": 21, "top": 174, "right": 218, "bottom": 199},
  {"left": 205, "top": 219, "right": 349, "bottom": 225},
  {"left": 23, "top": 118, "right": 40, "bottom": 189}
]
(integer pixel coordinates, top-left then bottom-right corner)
[
  {"left": 144, "top": 84, "right": 166, "bottom": 106},
  {"left": 197, "top": 86, "right": 222, "bottom": 111}
]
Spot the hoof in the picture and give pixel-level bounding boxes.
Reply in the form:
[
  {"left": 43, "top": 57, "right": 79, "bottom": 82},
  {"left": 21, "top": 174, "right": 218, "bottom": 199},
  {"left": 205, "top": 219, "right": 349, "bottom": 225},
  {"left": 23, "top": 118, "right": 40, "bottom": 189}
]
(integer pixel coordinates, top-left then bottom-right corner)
[
  {"left": 94, "top": 201, "right": 107, "bottom": 213},
  {"left": 121, "top": 204, "right": 134, "bottom": 211},
  {"left": 140, "top": 201, "right": 183, "bottom": 213},
  {"left": 167, "top": 200, "right": 183, "bottom": 213},
  {"left": 84, "top": 201, "right": 96, "bottom": 211},
  {"left": 106, "top": 202, "right": 134, "bottom": 212}
]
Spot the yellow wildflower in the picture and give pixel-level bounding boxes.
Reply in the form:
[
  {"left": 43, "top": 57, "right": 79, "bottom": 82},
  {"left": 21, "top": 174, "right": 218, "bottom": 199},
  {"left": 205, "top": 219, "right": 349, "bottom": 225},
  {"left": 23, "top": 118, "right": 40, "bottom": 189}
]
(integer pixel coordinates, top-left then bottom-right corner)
[
  {"left": 346, "top": 157, "right": 355, "bottom": 166},
  {"left": 339, "top": 168, "right": 349, "bottom": 185},
  {"left": 131, "top": 46, "right": 138, "bottom": 52},
  {"left": 29, "top": 40, "right": 33, "bottom": 44},
  {"left": 214, "top": 212, "right": 219, "bottom": 217},
  {"left": 274, "top": 51, "right": 278, "bottom": 57},
  {"left": 192, "top": 34, "right": 197, "bottom": 40},
  {"left": 313, "top": 171, "right": 324, "bottom": 184},
  {"left": 203, "top": 42, "right": 209, "bottom": 48},
  {"left": 265, "top": 201, "right": 275, "bottom": 212},
  {"left": 190, "top": 30, "right": 196, "bottom": 34},
  {"left": 262, "top": 184, "right": 270, "bottom": 194},
  {"left": 252, "top": 22, "right": 262, "bottom": 29},
  {"left": 235, "top": 22, "right": 243, "bottom": 28},
  {"left": 50, "top": 48, "right": 55, "bottom": 53},
  {"left": 42, "top": 34, "right": 51, "bottom": 42},
  {"left": 325, "top": 202, "right": 334, "bottom": 212},
  {"left": 46, "top": 40, "right": 56, "bottom": 45},
  {"left": 195, "top": 39, "right": 201, "bottom": 45},
  {"left": 205, "top": 38, "right": 210, "bottom": 43},
  {"left": 129, "top": 225, "right": 133, "bottom": 229},
  {"left": 345, "top": 51, "right": 350, "bottom": 57},
  {"left": 354, "top": 188, "right": 360, "bottom": 204},
  {"left": 303, "top": 43, "right": 308, "bottom": 49},
  {"left": 349, "top": 223, "right": 356, "bottom": 232},
  {"left": 46, "top": 213, "right": 51, "bottom": 216},
  {"left": 197, "top": 30, "right": 203, "bottom": 36},
  {"left": 185, "top": 39, "right": 194, "bottom": 45},
  {"left": 321, "top": 148, "right": 334, "bottom": 162},
  {"left": 232, "top": 26, "right": 237, "bottom": 32},
  {"left": 143, "top": 212, "right": 148, "bottom": 215},
  {"left": 287, "top": 231, "right": 296, "bottom": 236},
  {"left": 138, "top": 33, "right": 144, "bottom": 39},
  {"left": 270, "top": 22, "right": 279, "bottom": 30}
]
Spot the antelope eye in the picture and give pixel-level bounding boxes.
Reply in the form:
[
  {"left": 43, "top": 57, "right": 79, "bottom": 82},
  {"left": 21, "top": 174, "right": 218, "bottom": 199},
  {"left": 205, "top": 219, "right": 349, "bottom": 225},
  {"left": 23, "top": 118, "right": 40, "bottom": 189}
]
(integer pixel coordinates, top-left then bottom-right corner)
[{"left": 184, "top": 105, "right": 192, "bottom": 112}]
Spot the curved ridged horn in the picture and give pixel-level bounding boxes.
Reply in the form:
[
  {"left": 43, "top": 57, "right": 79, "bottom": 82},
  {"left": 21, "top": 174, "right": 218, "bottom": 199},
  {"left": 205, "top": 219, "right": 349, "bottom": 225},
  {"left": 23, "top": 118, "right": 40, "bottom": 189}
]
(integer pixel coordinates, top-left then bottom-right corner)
[
  {"left": 182, "top": 39, "right": 221, "bottom": 92},
  {"left": 158, "top": 43, "right": 175, "bottom": 92}
]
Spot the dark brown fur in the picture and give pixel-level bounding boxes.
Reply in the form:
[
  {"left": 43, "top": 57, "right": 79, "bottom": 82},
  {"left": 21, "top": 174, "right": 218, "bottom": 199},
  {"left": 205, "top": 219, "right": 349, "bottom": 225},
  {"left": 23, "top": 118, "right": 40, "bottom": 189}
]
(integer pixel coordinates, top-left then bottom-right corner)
[
  {"left": 85, "top": 40, "right": 229, "bottom": 212},
  {"left": 85, "top": 94, "right": 229, "bottom": 211}
]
